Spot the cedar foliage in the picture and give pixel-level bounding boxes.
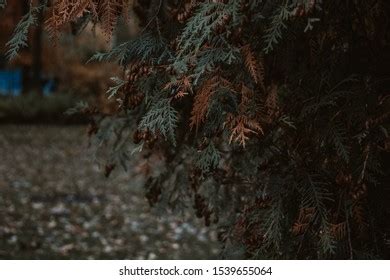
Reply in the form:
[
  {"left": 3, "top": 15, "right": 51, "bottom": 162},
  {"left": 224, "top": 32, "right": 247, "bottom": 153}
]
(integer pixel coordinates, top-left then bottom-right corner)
[{"left": 5, "top": 0, "right": 390, "bottom": 259}]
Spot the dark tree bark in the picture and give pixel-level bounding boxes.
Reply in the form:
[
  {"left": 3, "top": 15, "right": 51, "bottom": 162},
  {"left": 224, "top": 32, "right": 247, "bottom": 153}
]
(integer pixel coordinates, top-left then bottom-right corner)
[
  {"left": 21, "top": 0, "right": 29, "bottom": 94},
  {"left": 30, "top": 0, "right": 45, "bottom": 95}
]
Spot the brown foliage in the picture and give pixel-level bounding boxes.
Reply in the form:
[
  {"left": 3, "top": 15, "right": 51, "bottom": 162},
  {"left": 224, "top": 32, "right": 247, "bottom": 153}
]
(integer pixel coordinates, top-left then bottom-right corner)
[
  {"left": 241, "top": 44, "right": 265, "bottom": 90},
  {"left": 225, "top": 114, "right": 264, "bottom": 147},
  {"left": 190, "top": 76, "right": 220, "bottom": 132},
  {"left": 45, "top": 0, "right": 129, "bottom": 40},
  {"left": 292, "top": 207, "right": 315, "bottom": 235}
]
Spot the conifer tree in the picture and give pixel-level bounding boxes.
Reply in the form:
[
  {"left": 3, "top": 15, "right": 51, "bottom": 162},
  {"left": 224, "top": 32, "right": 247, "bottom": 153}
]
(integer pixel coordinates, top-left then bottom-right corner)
[{"left": 4, "top": 0, "right": 390, "bottom": 259}]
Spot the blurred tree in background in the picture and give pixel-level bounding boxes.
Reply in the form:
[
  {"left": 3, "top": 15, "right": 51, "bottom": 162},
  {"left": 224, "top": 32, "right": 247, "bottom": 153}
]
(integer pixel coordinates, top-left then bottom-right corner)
[
  {"left": 2, "top": 0, "right": 390, "bottom": 259},
  {"left": 1, "top": 0, "right": 125, "bottom": 102}
]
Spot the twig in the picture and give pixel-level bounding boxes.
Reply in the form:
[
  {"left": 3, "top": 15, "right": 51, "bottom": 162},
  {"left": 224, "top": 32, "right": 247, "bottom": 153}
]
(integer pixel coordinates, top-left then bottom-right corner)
[
  {"left": 345, "top": 201, "right": 353, "bottom": 259},
  {"left": 140, "top": 0, "right": 163, "bottom": 34}
]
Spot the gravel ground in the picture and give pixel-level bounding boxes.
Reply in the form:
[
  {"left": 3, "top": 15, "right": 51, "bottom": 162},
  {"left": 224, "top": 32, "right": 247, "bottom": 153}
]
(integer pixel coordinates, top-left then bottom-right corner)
[{"left": 0, "top": 125, "right": 219, "bottom": 259}]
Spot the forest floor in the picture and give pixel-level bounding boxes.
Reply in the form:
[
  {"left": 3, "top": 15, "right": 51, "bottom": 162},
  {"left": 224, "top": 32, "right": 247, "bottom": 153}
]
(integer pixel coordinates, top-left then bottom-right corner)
[{"left": 0, "top": 125, "right": 219, "bottom": 259}]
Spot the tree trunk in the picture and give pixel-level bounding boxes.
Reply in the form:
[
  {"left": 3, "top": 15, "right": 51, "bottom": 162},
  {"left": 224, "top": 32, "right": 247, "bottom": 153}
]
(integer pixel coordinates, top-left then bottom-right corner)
[
  {"left": 21, "top": 0, "right": 29, "bottom": 94},
  {"left": 30, "top": 0, "right": 45, "bottom": 95}
]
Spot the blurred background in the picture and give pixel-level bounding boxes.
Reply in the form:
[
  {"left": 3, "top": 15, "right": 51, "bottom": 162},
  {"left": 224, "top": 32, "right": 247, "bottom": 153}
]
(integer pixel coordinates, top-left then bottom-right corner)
[{"left": 0, "top": 1, "right": 219, "bottom": 259}]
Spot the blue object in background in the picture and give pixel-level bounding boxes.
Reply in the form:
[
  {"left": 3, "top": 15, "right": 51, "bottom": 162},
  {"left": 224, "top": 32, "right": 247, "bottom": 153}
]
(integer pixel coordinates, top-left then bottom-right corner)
[
  {"left": 0, "top": 70, "right": 22, "bottom": 96},
  {"left": 0, "top": 69, "right": 56, "bottom": 96},
  {"left": 43, "top": 79, "right": 55, "bottom": 96}
]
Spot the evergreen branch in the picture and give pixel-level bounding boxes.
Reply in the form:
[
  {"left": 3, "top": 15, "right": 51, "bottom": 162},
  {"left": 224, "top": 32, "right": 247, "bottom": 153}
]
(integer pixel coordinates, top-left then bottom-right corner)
[
  {"left": 329, "top": 124, "right": 350, "bottom": 163},
  {"left": 107, "top": 77, "right": 126, "bottom": 99},
  {"left": 89, "top": 33, "right": 168, "bottom": 65},
  {"left": 300, "top": 174, "right": 333, "bottom": 223},
  {"left": 88, "top": 42, "right": 130, "bottom": 65},
  {"left": 139, "top": 98, "right": 178, "bottom": 145},
  {"left": 263, "top": 2, "right": 292, "bottom": 54},
  {"left": 194, "top": 142, "right": 221, "bottom": 173},
  {"left": 263, "top": 195, "right": 284, "bottom": 250},
  {"left": 6, "top": 4, "right": 45, "bottom": 60},
  {"left": 177, "top": 2, "right": 227, "bottom": 57},
  {"left": 300, "top": 173, "right": 336, "bottom": 254}
]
